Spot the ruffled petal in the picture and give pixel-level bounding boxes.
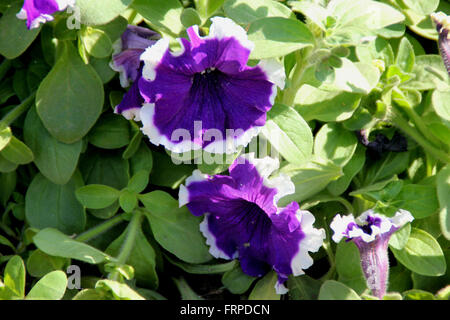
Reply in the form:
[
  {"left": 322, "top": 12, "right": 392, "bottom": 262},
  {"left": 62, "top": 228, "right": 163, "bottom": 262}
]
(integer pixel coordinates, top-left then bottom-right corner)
[
  {"left": 17, "top": 0, "right": 74, "bottom": 29},
  {"left": 138, "top": 17, "right": 284, "bottom": 154}
]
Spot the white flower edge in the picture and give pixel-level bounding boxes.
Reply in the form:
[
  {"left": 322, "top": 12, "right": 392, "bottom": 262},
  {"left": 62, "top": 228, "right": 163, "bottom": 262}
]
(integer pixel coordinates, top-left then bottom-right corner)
[
  {"left": 140, "top": 103, "right": 264, "bottom": 154},
  {"left": 330, "top": 209, "right": 414, "bottom": 243},
  {"left": 199, "top": 214, "right": 238, "bottom": 260},
  {"left": 178, "top": 169, "right": 209, "bottom": 208}
]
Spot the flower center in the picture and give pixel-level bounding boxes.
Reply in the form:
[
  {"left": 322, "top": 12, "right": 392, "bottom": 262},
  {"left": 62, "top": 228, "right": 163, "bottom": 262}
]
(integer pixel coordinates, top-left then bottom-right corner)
[{"left": 193, "top": 67, "right": 222, "bottom": 86}]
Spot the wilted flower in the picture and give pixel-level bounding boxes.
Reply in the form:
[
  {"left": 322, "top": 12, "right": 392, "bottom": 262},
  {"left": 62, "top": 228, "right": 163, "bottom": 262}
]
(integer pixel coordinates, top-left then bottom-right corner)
[
  {"left": 330, "top": 209, "right": 414, "bottom": 299},
  {"left": 117, "top": 17, "right": 285, "bottom": 154},
  {"left": 111, "top": 25, "right": 161, "bottom": 88},
  {"left": 431, "top": 11, "right": 450, "bottom": 76},
  {"left": 179, "top": 154, "right": 325, "bottom": 294},
  {"left": 17, "top": 0, "right": 75, "bottom": 29}
]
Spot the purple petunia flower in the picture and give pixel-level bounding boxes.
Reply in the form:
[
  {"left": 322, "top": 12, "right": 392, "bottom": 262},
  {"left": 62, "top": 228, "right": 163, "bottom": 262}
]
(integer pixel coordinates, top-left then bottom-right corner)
[
  {"left": 179, "top": 153, "right": 325, "bottom": 294},
  {"left": 16, "top": 0, "right": 75, "bottom": 30},
  {"left": 115, "top": 17, "right": 285, "bottom": 154},
  {"left": 330, "top": 209, "right": 414, "bottom": 299},
  {"left": 110, "top": 25, "right": 161, "bottom": 121},
  {"left": 431, "top": 12, "right": 450, "bottom": 76}
]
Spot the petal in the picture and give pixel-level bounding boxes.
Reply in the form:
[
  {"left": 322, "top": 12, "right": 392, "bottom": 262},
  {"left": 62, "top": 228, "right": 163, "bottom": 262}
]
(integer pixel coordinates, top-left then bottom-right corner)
[
  {"left": 17, "top": 0, "right": 72, "bottom": 29},
  {"left": 330, "top": 213, "right": 356, "bottom": 243},
  {"left": 114, "top": 79, "right": 145, "bottom": 121},
  {"left": 389, "top": 209, "right": 414, "bottom": 229},
  {"left": 138, "top": 18, "right": 283, "bottom": 153}
]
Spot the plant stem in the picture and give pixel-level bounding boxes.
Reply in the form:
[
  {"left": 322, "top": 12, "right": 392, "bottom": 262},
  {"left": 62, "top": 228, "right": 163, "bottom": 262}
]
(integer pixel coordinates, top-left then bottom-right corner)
[
  {"left": 282, "top": 49, "right": 310, "bottom": 106},
  {"left": 116, "top": 210, "right": 143, "bottom": 265},
  {"left": 74, "top": 214, "right": 126, "bottom": 242},
  {"left": 320, "top": 217, "right": 336, "bottom": 281},
  {"left": 0, "top": 92, "right": 36, "bottom": 130},
  {"left": 391, "top": 110, "right": 450, "bottom": 164}
]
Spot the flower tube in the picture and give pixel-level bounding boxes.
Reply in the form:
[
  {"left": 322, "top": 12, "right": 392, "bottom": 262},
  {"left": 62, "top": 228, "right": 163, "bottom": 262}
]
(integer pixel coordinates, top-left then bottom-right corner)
[{"left": 330, "top": 209, "right": 414, "bottom": 299}]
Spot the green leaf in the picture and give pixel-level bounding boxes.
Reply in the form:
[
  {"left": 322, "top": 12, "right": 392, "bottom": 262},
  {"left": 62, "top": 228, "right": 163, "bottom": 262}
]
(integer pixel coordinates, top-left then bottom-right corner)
[
  {"left": 0, "top": 136, "right": 33, "bottom": 165},
  {"left": 289, "top": 1, "right": 328, "bottom": 31},
  {"left": 80, "top": 27, "right": 112, "bottom": 58},
  {"left": 223, "top": 0, "right": 294, "bottom": 24},
  {"left": 295, "top": 85, "right": 361, "bottom": 122},
  {"left": 88, "top": 114, "right": 131, "bottom": 149},
  {"left": 130, "top": 142, "right": 153, "bottom": 175},
  {"left": 180, "top": 8, "right": 202, "bottom": 28},
  {"left": 389, "top": 224, "right": 411, "bottom": 250},
  {"left": 319, "top": 59, "right": 380, "bottom": 95},
  {"left": 391, "top": 184, "right": 439, "bottom": 219},
  {"left": 95, "top": 280, "right": 145, "bottom": 300},
  {"left": 403, "top": 289, "right": 436, "bottom": 300},
  {"left": 404, "top": 55, "right": 448, "bottom": 91},
  {"left": 391, "top": 228, "right": 446, "bottom": 276},
  {"left": 437, "top": 165, "right": 450, "bottom": 240},
  {"left": 248, "top": 271, "right": 280, "bottom": 300},
  {"left": 403, "top": 0, "right": 439, "bottom": 15},
  {"left": 396, "top": 37, "right": 415, "bottom": 73},
  {"left": 318, "top": 280, "right": 361, "bottom": 300},
  {"left": 81, "top": 151, "right": 129, "bottom": 190},
  {"left": 26, "top": 249, "right": 68, "bottom": 278},
  {"left": 432, "top": 90, "right": 450, "bottom": 122},
  {"left": 119, "top": 190, "right": 138, "bottom": 213},
  {"left": 222, "top": 263, "right": 257, "bottom": 294},
  {"left": 195, "top": 0, "right": 224, "bottom": 20},
  {"left": 0, "top": 1, "right": 41, "bottom": 59},
  {"left": 36, "top": 41, "right": 104, "bottom": 143},
  {"left": 247, "top": 17, "right": 314, "bottom": 59},
  {"left": 140, "top": 191, "right": 212, "bottom": 264},
  {"left": 26, "top": 271, "right": 67, "bottom": 300},
  {"left": 105, "top": 225, "right": 158, "bottom": 288},
  {"left": 25, "top": 172, "right": 86, "bottom": 234},
  {"left": 0, "top": 127, "right": 12, "bottom": 152},
  {"left": 33, "top": 228, "right": 109, "bottom": 264},
  {"left": 4, "top": 255, "right": 26, "bottom": 298},
  {"left": 335, "top": 241, "right": 366, "bottom": 294},
  {"left": 363, "top": 152, "right": 410, "bottom": 185},
  {"left": 24, "top": 107, "right": 82, "bottom": 185},
  {"left": 132, "top": 0, "right": 184, "bottom": 36},
  {"left": 327, "top": 145, "right": 365, "bottom": 196},
  {"left": 261, "top": 103, "right": 313, "bottom": 165},
  {"left": 127, "top": 170, "right": 150, "bottom": 194},
  {"left": 197, "top": 148, "right": 242, "bottom": 175},
  {"left": 314, "top": 122, "right": 358, "bottom": 167},
  {"left": 76, "top": 0, "right": 133, "bottom": 26},
  {"left": 150, "top": 151, "right": 195, "bottom": 189},
  {"left": 287, "top": 275, "right": 322, "bottom": 300},
  {"left": 172, "top": 277, "right": 203, "bottom": 300},
  {"left": 279, "top": 158, "right": 343, "bottom": 205},
  {"left": 75, "top": 184, "right": 120, "bottom": 209},
  {"left": 167, "top": 256, "right": 236, "bottom": 274}
]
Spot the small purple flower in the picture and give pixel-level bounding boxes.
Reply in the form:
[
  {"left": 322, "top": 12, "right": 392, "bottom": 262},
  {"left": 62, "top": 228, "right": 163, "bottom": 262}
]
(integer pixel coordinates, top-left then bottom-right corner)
[
  {"left": 16, "top": 0, "right": 75, "bottom": 30},
  {"left": 122, "top": 17, "right": 285, "bottom": 154},
  {"left": 431, "top": 12, "right": 450, "bottom": 76},
  {"left": 179, "top": 154, "right": 325, "bottom": 294},
  {"left": 330, "top": 209, "right": 414, "bottom": 299},
  {"left": 110, "top": 26, "right": 161, "bottom": 121}
]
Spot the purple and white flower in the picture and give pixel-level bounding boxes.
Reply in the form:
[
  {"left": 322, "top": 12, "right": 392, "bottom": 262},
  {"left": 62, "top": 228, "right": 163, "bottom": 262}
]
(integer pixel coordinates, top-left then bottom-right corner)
[
  {"left": 179, "top": 154, "right": 325, "bottom": 294},
  {"left": 111, "top": 25, "right": 161, "bottom": 121},
  {"left": 115, "top": 17, "right": 285, "bottom": 154},
  {"left": 17, "top": 0, "right": 75, "bottom": 30},
  {"left": 431, "top": 12, "right": 450, "bottom": 76},
  {"left": 330, "top": 209, "right": 414, "bottom": 299}
]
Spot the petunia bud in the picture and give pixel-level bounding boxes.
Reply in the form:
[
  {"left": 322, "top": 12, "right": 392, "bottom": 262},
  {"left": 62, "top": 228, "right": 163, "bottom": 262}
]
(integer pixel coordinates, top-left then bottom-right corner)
[
  {"left": 431, "top": 12, "right": 450, "bottom": 76},
  {"left": 330, "top": 209, "right": 414, "bottom": 299}
]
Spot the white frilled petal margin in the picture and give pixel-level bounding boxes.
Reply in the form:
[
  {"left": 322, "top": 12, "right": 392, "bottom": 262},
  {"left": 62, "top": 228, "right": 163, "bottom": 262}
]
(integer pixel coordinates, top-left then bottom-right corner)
[
  {"left": 139, "top": 18, "right": 285, "bottom": 154},
  {"left": 178, "top": 169, "right": 208, "bottom": 208},
  {"left": 274, "top": 210, "right": 325, "bottom": 295},
  {"left": 109, "top": 39, "right": 130, "bottom": 88},
  {"left": 330, "top": 209, "right": 414, "bottom": 243},
  {"left": 17, "top": 0, "right": 76, "bottom": 29}
]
